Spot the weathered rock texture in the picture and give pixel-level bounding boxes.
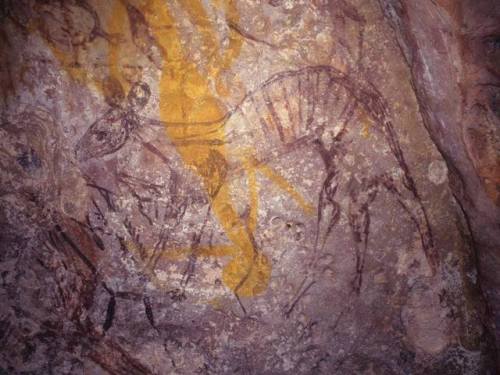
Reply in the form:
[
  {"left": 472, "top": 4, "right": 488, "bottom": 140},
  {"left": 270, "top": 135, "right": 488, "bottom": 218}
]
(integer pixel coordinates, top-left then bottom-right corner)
[
  {"left": 0, "top": 0, "right": 498, "bottom": 373},
  {"left": 378, "top": 0, "right": 500, "bottom": 364}
]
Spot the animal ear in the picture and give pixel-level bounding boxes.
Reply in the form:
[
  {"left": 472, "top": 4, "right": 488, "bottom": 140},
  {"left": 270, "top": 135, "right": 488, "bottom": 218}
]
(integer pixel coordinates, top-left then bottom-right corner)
[{"left": 102, "top": 76, "right": 125, "bottom": 107}]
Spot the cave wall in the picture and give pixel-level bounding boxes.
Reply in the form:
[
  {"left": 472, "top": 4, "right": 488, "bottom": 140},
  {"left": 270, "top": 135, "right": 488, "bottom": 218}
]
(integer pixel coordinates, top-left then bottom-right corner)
[
  {"left": 0, "top": 0, "right": 498, "bottom": 373},
  {"left": 379, "top": 0, "right": 500, "bottom": 362}
]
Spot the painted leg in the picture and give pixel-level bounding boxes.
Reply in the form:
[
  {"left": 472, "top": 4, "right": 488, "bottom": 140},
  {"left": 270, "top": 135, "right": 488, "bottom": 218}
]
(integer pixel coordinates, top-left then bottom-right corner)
[
  {"left": 382, "top": 174, "right": 439, "bottom": 274},
  {"left": 314, "top": 167, "right": 342, "bottom": 255},
  {"left": 347, "top": 178, "right": 378, "bottom": 294}
]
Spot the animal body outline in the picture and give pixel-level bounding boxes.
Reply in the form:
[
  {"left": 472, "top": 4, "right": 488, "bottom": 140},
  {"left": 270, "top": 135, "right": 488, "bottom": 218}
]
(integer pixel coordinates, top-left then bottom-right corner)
[{"left": 216, "top": 65, "right": 439, "bottom": 315}]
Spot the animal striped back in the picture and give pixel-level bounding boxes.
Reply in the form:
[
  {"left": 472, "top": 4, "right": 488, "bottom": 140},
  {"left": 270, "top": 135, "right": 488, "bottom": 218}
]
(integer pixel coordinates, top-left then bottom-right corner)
[{"left": 224, "top": 66, "right": 370, "bottom": 163}]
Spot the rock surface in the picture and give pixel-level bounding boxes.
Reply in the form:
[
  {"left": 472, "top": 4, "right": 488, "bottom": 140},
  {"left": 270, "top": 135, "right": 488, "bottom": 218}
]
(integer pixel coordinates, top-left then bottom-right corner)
[
  {"left": 378, "top": 0, "right": 500, "bottom": 364},
  {"left": 0, "top": 0, "right": 498, "bottom": 373}
]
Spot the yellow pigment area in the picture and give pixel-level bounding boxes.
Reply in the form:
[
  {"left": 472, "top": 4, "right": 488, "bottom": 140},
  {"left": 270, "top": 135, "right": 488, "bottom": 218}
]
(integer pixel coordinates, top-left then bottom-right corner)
[
  {"left": 44, "top": 0, "right": 316, "bottom": 298},
  {"left": 142, "top": 0, "right": 272, "bottom": 297},
  {"left": 107, "top": 1, "right": 132, "bottom": 93}
]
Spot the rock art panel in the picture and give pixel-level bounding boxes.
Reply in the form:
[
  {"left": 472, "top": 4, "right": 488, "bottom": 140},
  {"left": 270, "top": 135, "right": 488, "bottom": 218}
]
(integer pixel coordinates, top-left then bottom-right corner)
[{"left": 0, "top": 0, "right": 497, "bottom": 373}]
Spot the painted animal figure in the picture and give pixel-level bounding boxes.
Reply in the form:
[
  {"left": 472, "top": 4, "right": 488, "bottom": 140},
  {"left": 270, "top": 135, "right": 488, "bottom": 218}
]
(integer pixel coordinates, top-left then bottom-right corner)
[{"left": 219, "top": 65, "right": 439, "bottom": 310}]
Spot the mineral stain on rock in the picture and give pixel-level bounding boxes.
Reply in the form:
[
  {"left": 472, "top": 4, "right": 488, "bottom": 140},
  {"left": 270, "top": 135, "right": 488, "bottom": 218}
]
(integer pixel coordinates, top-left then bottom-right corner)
[{"left": 1, "top": 0, "right": 499, "bottom": 373}]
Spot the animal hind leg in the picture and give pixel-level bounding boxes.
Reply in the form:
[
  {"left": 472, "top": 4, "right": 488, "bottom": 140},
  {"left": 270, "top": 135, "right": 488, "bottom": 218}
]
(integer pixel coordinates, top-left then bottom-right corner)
[
  {"left": 347, "top": 178, "right": 378, "bottom": 294},
  {"left": 374, "top": 118, "right": 438, "bottom": 271},
  {"left": 382, "top": 174, "right": 439, "bottom": 274}
]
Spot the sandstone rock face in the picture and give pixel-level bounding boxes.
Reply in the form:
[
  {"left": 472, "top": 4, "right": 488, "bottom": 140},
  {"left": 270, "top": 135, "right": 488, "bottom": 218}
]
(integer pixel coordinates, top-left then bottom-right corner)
[{"left": 0, "top": 1, "right": 498, "bottom": 373}]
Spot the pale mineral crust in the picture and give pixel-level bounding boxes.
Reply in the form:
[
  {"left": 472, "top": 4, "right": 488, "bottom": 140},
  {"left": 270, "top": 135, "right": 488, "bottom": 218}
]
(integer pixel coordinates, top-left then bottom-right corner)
[{"left": 0, "top": 1, "right": 498, "bottom": 374}]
